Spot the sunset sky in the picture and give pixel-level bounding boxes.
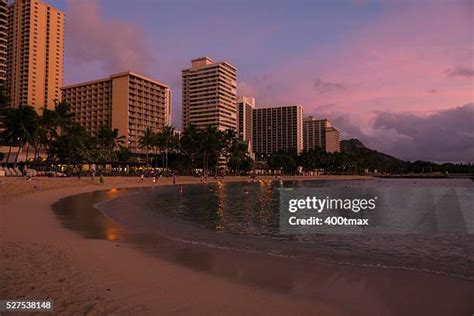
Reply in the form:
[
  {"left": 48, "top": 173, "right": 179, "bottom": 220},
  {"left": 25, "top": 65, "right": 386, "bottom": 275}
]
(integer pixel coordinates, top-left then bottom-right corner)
[{"left": 49, "top": 0, "right": 473, "bottom": 162}]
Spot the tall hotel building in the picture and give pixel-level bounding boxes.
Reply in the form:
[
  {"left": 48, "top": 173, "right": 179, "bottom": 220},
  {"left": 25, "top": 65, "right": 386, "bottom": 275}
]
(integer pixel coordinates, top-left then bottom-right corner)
[
  {"left": 62, "top": 72, "right": 172, "bottom": 153},
  {"left": 182, "top": 57, "right": 237, "bottom": 131},
  {"left": 237, "top": 96, "right": 255, "bottom": 154},
  {"left": 6, "top": 0, "right": 64, "bottom": 111},
  {"left": 303, "top": 117, "right": 341, "bottom": 153},
  {"left": 0, "top": 0, "right": 7, "bottom": 84},
  {"left": 253, "top": 105, "right": 303, "bottom": 159}
]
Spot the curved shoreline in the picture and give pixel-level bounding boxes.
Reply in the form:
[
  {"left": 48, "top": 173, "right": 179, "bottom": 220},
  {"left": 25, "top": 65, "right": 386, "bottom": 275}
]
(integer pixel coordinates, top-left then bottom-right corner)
[
  {"left": 82, "top": 184, "right": 474, "bottom": 282},
  {"left": 2, "top": 175, "right": 474, "bottom": 315},
  {"left": 0, "top": 175, "right": 367, "bottom": 315}
]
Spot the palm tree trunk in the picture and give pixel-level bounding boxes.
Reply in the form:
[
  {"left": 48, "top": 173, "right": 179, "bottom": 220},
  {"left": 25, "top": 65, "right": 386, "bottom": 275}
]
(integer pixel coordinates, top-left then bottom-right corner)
[
  {"left": 6, "top": 144, "right": 12, "bottom": 164},
  {"left": 33, "top": 145, "right": 38, "bottom": 168},
  {"left": 13, "top": 144, "right": 22, "bottom": 167},
  {"left": 145, "top": 148, "right": 149, "bottom": 166},
  {"left": 25, "top": 143, "right": 30, "bottom": 161}
]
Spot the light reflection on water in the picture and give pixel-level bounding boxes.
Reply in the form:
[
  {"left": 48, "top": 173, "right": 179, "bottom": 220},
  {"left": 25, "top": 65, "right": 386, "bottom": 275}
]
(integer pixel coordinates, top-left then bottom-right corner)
[
  {"left": 52, "top": 179, "right": 474, "bottom": 279},
  {"left": 51, "top": 179, "right": 474, "bottom": 315}
]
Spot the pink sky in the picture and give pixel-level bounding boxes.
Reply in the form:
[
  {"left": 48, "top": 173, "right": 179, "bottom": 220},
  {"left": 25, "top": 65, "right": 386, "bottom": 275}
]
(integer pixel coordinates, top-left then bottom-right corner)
[{"left": 59, "top": 0, "right": 473, "bottom": 161}]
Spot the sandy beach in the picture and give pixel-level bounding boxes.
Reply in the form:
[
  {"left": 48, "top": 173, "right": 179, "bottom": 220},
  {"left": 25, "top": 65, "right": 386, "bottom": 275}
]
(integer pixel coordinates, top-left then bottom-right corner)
[
  {"left": 1, "top": 175, "right": 367, "bottom": 315},
  {"left": 1, "top": 175, "right": 473, "bottom": 315}
]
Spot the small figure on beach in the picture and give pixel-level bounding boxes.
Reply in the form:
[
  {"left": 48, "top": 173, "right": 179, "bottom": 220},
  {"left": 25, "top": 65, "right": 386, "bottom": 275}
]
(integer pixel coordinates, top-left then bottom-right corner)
[
  {"left": 100, "top": 175, "right": 105, "bottom": 185},
  {"left": 173, "top": 175, "right": 176, "bottom": 184},
  {"left": 141, "top": 174, "right": 144, "bottom": 181},
  {"left": 152, "top": 176, "right": 157, "bottom": 185}
]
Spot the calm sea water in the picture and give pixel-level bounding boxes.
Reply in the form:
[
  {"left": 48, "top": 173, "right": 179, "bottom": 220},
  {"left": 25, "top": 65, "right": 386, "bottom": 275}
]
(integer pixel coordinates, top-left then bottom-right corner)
[{"left": 94, "top": 178, "right": 474, "bottom": 280}]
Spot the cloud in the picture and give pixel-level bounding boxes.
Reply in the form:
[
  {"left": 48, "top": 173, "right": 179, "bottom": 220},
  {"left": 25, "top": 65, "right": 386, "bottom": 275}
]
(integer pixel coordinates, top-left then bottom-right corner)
[
  {"left": 312, "top": 103, "right": 474, "bottom": 162},
  {"left": 237, "top": 81, "right": 257, "bottom": 98},
  {"left": 446, "top": 66, "right": 474, "bottom": 78},
  {"left": 371, "top": 103, "right": 474, "bottom": 162},
  {"left": 313, "top": 78, "right": 346, "bottom": 94},
  {"left": 65, "top": 0, "right": 154, "bottom": 82}
]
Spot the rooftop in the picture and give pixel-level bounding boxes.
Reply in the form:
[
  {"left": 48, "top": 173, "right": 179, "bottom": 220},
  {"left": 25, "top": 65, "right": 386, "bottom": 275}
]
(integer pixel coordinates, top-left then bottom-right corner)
[{"left": 62, "top": 71, "right": 170, "bottom": 90}]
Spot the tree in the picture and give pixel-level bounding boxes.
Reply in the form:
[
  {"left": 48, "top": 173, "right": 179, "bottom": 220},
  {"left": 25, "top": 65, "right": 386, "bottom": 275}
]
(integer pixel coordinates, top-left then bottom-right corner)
[
  {"left": 199, "top": 126, "right": 224, "bottom": 175},
  {"left": 115, "top": 145, "right": 132, "bottom": 162},
  {"left": 228, "top": 139, "right": 253, "bottom": 174},
  {"left": 49, "top": 123, "right": 92, "bottom": 167},
  {"left": 0, "top": 105, "right": 38, "bottom": 166},
  {"left": 180, "top": 125, "right": 200, "bottom": 172},
  {"left": 160, "top": 125, "right": 176, "bottom": 169},
  {"left": 96, "top": 125, "right": 125, "bottom": 161},
  {"left": 39, "top": 101, "right": 75, "bottom": 160},
  {"left": 268, "top": 149, "right": 297, "bottom": 174},
  {"left": 51, "top": 101, "right": 75, "bottom": 131},
  {"left": 298, "top": 148, "right": 329, "bottom": 171},
  {"left": 139, "top": 128, "right": 155, "bottom": 166}
]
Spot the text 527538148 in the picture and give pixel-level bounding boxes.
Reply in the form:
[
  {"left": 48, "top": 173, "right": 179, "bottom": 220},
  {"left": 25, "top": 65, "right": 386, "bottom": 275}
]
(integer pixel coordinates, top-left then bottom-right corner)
[{"left": 0, "top": 300, "right": 53, "bottom": 312}]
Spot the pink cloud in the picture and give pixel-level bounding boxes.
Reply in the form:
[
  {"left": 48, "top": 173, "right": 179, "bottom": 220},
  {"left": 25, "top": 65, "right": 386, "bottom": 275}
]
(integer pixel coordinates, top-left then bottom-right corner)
[
  {"left": 244, "top": 1, "right": 473, "bottom": 116},
  {"left": 64, "top": 0, "right": 154, "bottom": 84}
]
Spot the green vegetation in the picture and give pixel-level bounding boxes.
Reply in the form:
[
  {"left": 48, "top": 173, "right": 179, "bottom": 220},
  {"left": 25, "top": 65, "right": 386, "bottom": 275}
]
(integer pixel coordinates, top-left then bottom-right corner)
[
  {"left": 0, "top": 103, "right": 137, "bottom": 168},
  {"left": 1, "top": 102, "right": 471, "bottom": 176}
]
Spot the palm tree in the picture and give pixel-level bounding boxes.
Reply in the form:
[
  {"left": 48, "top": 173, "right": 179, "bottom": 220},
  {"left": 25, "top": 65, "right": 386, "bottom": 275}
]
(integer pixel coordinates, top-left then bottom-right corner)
[
  {"left": 160, "top": 125, "right": 176, "bottom": 169},
  {"left": 0, "top": 105, "right": 38, "bottom": 166},
  {"left": 139, "top": 128, "right": 155, "bottom": 166},
  {"left": 49, "top": 123, "right": 92, "bottom": 167},
  {"left": 96, "top": 125, "right": 125, "bottom": 151},
  {"left": 228, "top": 139, "right": 252, "bottom": 175},
  {"left": 221, "top": 128, "right": 237, "bottom": 160},
  {"left": 154, "top": 130, "right": 164, "bottom": 167},
  {"left": 52, "top": 101, "right": 75, "bottom": 131},
  {"left": 39, "top": 102, "right": 75, "bottom": 159},
  {"left": 180, "top": 125, "right": 200, "bottom": 171},
  {"left": 199, "top": 126, "right": 224, "bottom": 176}
]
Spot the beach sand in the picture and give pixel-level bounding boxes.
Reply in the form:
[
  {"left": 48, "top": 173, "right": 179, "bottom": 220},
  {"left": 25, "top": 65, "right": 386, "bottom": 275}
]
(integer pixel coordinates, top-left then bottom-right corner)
[
  {"left": 1, "top": 175, "right": 364, "bottom": 315},
  {"left": 1, "top": 175, "right": 473, "bottom": 315}
]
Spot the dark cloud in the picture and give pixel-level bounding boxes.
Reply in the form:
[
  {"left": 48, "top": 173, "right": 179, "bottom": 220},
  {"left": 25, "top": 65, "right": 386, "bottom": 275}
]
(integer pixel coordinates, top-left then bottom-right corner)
[
  {"left": 371, "top": 103, "right": 474, "bottom": 162},
  {"left": 316, "top": 104, "right": 474, "bottom": 162},
  {"left": 65, "top": 0, "right": 154, "bottom": 79},
  {"left": 446, "top": 66, "right": 474, "bottom": 78},
  {"left": 313, "top": 78, "right": 346, "bottom": 94}
]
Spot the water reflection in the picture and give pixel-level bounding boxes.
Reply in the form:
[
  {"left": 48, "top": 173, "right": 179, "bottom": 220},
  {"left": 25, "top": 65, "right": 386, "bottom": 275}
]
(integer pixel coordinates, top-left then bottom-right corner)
[
  {"left": 51, "top": 181, "right": 474, "bottom": 316},
  {"left": 52, "top": 188, "right": 135, "bottom": 240}
]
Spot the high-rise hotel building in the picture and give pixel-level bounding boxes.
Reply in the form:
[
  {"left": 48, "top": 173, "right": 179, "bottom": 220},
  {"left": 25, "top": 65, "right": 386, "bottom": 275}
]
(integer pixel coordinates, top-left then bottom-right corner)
[
  {"left": 182, "top": 57, "right": 237, "bottom": 131},
  {"left": 237, "top": 96, "right": 255, "bottom": 154},
  {"left": 253, "top": 105, "right": 303, "bottom": 159},
  {"left": 0, "top": 0, "right": 8, "bottom": 84},
  {"left": 6, "top": 0, "right": 64, "bottom": 111},
  {"left": 62, "top": 72, "right": 172, "bottom": 153},
  {"left": 303, "top": 117, "right": 340, "bottom": 153}
]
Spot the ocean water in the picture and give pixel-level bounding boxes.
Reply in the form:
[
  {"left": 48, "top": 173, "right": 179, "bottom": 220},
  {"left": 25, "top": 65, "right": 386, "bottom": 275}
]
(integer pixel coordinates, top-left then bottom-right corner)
[{"left": 92, "top": 178, "right": 474, "bottom": 280}]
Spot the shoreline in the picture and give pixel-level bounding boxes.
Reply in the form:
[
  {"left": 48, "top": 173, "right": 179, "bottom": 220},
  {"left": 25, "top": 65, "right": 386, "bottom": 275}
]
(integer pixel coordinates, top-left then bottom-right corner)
[
  {"left": 1, "top": 175, "right": 367, "bottom": 315},
  {"left": 2, "top": 175, "right": 473, "bottom": 315}
]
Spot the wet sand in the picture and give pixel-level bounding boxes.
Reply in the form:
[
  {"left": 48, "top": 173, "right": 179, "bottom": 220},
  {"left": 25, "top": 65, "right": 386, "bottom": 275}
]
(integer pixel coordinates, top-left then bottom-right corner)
[
  {"left": 1, "top": 175, "right": 473, "bottom": 315},
  {"left": 1, "top": 175, "right": 367, "bottom": 315}
]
